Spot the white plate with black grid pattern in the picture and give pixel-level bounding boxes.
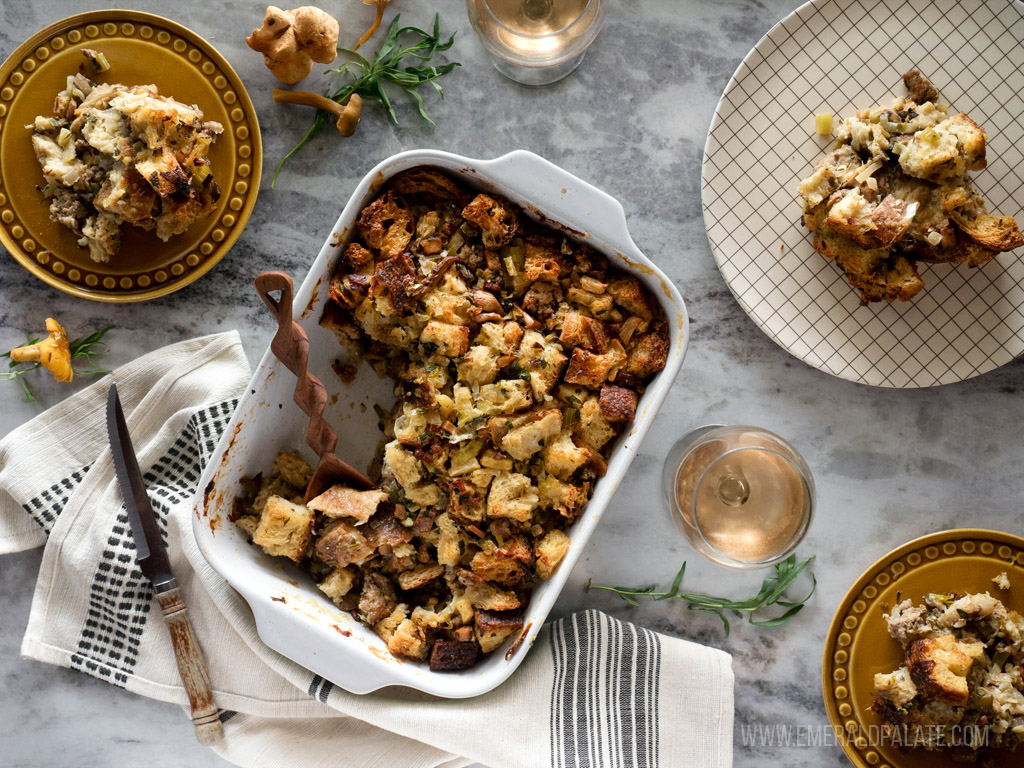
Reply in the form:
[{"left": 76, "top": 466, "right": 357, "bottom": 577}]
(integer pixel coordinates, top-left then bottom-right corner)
[{"left": 702, "top": 0, "right": 1024, "bottom": 388}]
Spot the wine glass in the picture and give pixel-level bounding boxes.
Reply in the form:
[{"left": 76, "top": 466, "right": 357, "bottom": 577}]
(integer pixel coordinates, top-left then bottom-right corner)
[
  {"left": 662, "top": 425, "right": 815, "bottom": 569},
  {"left": 466, "top": 0, "right": 605, "bottom": 86}
]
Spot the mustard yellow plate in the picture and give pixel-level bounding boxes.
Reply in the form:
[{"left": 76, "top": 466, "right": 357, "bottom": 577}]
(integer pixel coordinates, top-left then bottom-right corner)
[
  {"left": 0, "top": 10, "right": 261, "bottom": 302},
  {"left": 824, "top": 529, "right": 1024, "bottom": 768}
]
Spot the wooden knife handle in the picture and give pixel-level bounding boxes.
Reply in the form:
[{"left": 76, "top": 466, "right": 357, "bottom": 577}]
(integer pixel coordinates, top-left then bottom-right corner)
[{"left": 155, "top": 586, "right": 224, "bottom": 746}]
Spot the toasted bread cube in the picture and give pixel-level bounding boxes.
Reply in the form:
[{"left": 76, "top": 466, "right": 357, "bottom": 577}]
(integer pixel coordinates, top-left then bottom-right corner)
[
  {"left": 272, "top": 450, "right": 313, "bottom": 489},
  {"left": 307, "top": 485, "right": 387, "bottom": 523},
  {"left": 535, "top": 529, "right": 571, "bottom": 579},
  {"left": 436, "top": 513, "right": 464, "bottom": 567},
  {"left": 575, "top": 397, "right": 617, "bottom": 451},
  {"left": 475, "top": 609, "right": 525, "bottom": 653},
  {"left": 906, "top": 635, "right": 984, "bottom": 705},
  {"left": 384, "top": 441, "right": 424, "bottom": 489},
  {"left": 477, "top": 321, "right": 524, "bottom": 355},
  {"left": 235, "top": 514, "right": 259, "bottom": 538},
  {"left": 625, "top": 330, "right": 669, "bottom": 379},
  {"left": 462, "top": 193, "right": 518, "bottom": 248},
  {"left": 599, "top": 384, "right": 639, "bottom": 422},
  {"left": 318, "top": 566, "right": 358, "bottom": 604},
  {"left": 464, "top": 579, "right": 520, "bottom": 611},
  {"left": 470, "top": 551, "right": 529, "bottom": 588},
  {"left": 501, "top": 409, "right": 562, "bottom": 461},
  {"left": 457, "top": 345, "right": 498, "bottom": 386},
  {"left": 478, "top": 379, "right": 533, "bottom": 415},
  {"left": 358, "top": 190, "right": 413, "bottom": 258},
  {"left": 872, "top": 666, "right": 918, "bottom": 708},
  {"left": 359, "top": 572, "right": 398, "bottom": 625},
  {"left": 517, "top": 330, "right": 567, "bottom": 399},
  {"left": 397, "top": 562, "right": 445, "bottom": 591},
  {"left": 470, "top": 536, "right": 533, "bottom": 588},
  {"left": 429, "top": 639, "right": 479, "bottom": 671},
  {"left": 252, "top": 495, "right": 313, "bottom": 562},
  {"left": 411, "top": 591, "right": 475, "bottom": 629},
  {"left": 486, "top": 471, "right": 540, "bottom": 522},
  {"left": 560, "top": 312, "right": 610, "bottom": 353},
  {"left": 543, "top": 430, "right": 590, "bottom": 480},
  {"left": 524, "top": 240, "right": 564, "bottom": 283},
  {"left": 403, "top": 482, "right": 442, "bottom": 510},
  {"left": 608, "top": 276, "right": 654, "bottom": 320},
  {"left": 375, "top": 604, "right": 408, "bottom": 641},
  {"left": 315, "top": 519, "right": 376, "bottom": 567},
  {"left": 342, "top": 241, "right": 374, "bottom": 269},
  {"left": 568, "top": 287, "right": 614, "bottom": 313},
  {"left": 538, "top": 475, "right": 589, "bottom": 519},
  {"left": 564, "top": 344, "right": 626, "bottom": 389},
  {"left": 421, "top": 320, "right": 470, "bottom": 357},
  {"left": 899, "top": 124, "right": 962, "bottom": 182},
  {"left": 388, "top": 618, "right": 429, "bottom": 660}
]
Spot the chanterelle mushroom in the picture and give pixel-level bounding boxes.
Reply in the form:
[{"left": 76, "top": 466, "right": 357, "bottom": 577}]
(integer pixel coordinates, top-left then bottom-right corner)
[
  {"left": 10, "top": 318, "right": 73, "bottom": 383},
  {"left": 246, "top": 6, "right": 339, "bottom": 85}
]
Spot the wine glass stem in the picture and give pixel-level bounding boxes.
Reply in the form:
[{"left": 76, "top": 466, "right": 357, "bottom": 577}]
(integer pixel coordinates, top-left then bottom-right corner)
[{"left": 717, "top": 472, "right": 750, "bottom": 506}]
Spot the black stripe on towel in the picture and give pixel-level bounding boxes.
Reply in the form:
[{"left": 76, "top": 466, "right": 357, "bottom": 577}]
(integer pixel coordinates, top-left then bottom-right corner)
[
  {"left": 22, "top": 464, "right": 93, "bottom": 534},
  {"left": 549, "top": 610, "right": 661, "bottom": 768},
  {"left": 68, "top": 400, "right": 237, "bottom": 686}
]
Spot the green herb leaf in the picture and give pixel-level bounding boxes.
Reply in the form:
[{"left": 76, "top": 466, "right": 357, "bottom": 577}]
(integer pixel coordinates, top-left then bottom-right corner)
[
  {"left": 587, "top": 554, "right": 816, "bottom": 634},
  {"left": 273, "top": 13, "right": 460, "bottom": 186}
]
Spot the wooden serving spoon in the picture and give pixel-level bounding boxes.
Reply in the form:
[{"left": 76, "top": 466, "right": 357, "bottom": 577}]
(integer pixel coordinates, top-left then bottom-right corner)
[{"left": 254, "top": 270, "right": 376, "bottom": 500}]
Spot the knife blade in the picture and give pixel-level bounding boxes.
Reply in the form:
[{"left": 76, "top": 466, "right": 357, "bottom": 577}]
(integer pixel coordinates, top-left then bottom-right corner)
[
  {"left": 106, "top": 384, "right": 174, "bottom": 590},
  {"left": 105, "top": 384, "right": 224, "bottom": 745}
]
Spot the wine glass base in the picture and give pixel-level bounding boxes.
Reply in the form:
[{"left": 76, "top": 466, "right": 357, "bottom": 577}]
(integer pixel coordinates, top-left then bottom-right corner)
[{"left": 488, "top": 49, "right": 588, "bottom": 86}]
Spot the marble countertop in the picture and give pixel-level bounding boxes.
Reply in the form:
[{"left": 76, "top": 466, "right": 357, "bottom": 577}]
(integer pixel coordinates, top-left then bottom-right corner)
[{"left": 3, "top": 0, "right": 1024, "bottom": 766}]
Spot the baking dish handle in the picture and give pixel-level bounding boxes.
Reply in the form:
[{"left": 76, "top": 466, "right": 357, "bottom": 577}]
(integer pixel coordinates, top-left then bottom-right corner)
[{"left": 478, "top": 149, "right": 639, "bottom": 255}]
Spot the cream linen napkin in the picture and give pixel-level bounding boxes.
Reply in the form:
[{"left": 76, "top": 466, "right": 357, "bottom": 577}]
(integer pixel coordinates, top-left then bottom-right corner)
[{"left": 0, "top": 331, "right": 735, "bottom": 768}]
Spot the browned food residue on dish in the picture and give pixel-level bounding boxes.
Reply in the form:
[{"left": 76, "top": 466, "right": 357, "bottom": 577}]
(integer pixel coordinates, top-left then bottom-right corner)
[
  {"left": 505, "top": 622, "right": 533, "bottom": 661},
  {"left": 331, "top": 624, "right": 352, "bottom": 637},
  {"left": 331, "top": 359, "right": 358, "bottom": 383},
  {"left": 271, "top": 596, "right": 287, "bottom": 603}
]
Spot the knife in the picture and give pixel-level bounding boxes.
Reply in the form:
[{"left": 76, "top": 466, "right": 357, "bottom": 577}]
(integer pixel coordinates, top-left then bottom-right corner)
[{"left": 106, "top": 384, "right": 224, "bottom": 746}]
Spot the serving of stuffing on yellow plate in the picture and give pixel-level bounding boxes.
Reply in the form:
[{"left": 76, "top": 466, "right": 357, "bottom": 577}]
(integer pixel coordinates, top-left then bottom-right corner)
[
  {"left": 28, "top": 52, "right": 223, "bottom": 263},
  {"left": 873, "top": 591, "right": 1024, "bottom": 760}
]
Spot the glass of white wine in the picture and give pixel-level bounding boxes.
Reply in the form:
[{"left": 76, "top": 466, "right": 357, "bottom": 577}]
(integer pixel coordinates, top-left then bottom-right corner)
[
  {"left": 662, "top": 425, "right": 815, "bottom": 569},
  {"left": 466, "top": 0, "right": 605, "bottom": 86}
]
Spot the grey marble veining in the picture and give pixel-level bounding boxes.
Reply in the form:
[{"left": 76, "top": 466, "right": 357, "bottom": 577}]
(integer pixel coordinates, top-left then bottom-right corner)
[{"left": 3, "top": 1, "right": 1024, "bottom": 767}]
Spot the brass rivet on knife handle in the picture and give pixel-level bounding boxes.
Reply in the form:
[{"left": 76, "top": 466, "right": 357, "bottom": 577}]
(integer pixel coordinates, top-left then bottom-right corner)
[
  {"left": 254, "top": 270, "right": 375, "bottom": 494},
  {"left": 155, "top": 585, "right": 224, "bottom": 746}
]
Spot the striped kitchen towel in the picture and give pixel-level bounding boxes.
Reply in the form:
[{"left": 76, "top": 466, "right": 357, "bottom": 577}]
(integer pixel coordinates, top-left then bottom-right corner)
[{"left": 0, "top": 331, "right": 734, "bottom": 768}]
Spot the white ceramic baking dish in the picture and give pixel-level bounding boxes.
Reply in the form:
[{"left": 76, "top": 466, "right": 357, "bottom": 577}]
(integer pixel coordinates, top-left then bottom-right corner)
[{"left": 192, "top": 149, "right": 688, "bottom": 698}]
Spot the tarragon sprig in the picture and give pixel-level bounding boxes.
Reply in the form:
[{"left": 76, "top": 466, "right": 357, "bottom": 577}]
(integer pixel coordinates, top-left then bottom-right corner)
[
  {"left": 587, "top": 554, "right": 816, "bottom": 635},
  {"left": 2, "top": 325, "right": 114, "bottom": 403},
  {"left": 273, "top": 13, "right": 460, "bottom": 186}
]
